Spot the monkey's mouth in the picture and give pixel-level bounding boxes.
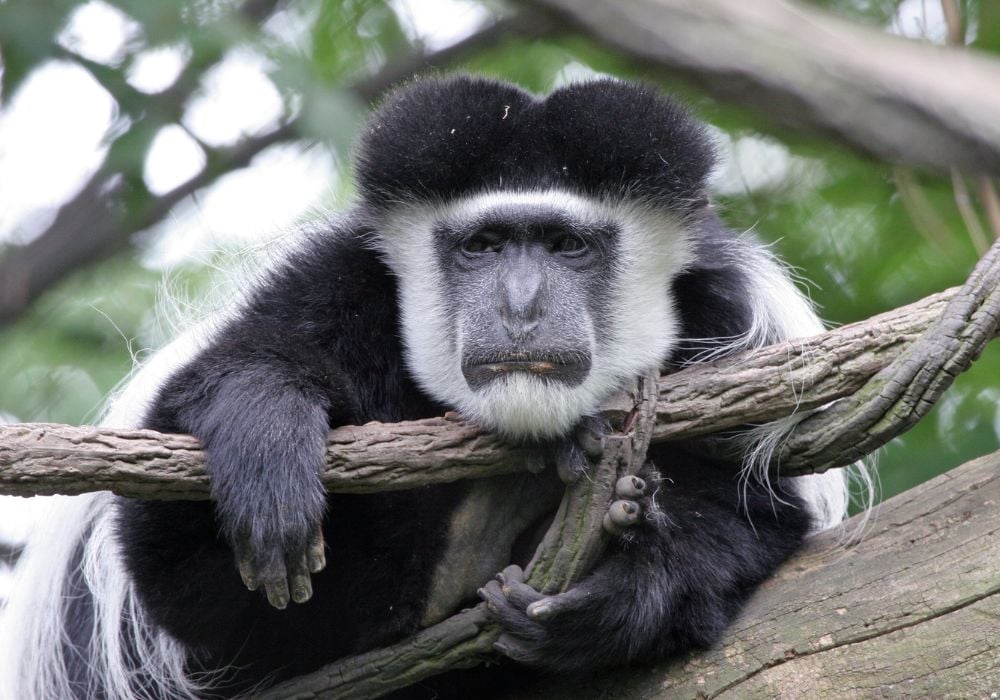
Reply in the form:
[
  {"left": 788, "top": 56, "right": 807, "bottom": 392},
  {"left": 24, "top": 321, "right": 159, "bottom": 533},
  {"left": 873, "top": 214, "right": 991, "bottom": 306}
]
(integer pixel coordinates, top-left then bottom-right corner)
[{"left": 461, "top": 352, "right": 591, "bottom": 389}]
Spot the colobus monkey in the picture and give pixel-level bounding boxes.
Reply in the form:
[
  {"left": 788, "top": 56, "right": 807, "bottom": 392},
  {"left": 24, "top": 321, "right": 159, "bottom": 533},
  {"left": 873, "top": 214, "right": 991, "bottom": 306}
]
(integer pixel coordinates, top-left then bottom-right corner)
[{"left": 1, "top": 75, "right": 854, "bottom": 699}]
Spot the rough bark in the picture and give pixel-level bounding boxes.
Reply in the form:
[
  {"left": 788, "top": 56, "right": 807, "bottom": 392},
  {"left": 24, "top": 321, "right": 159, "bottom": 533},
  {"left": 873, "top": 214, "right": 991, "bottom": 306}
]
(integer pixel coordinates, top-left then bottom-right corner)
[
  {"left": 3, "top": 284, "right": 995, "bottom": 499},
  {"left": 527, "top": 0, "right": 1000, "bottom": 175},
  {"left": 0, "top": 417, "right": 537, "bottom": 499},
  {"left": 517, "top": 449, "right": 1000, "bottom": 699}
]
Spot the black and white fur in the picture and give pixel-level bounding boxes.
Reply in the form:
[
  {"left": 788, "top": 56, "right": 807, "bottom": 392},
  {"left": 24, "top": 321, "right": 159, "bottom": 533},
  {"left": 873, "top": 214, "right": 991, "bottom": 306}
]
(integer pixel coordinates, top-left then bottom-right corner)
[{"left": 1, "top": 75, "right": 858, "bottom": 699}]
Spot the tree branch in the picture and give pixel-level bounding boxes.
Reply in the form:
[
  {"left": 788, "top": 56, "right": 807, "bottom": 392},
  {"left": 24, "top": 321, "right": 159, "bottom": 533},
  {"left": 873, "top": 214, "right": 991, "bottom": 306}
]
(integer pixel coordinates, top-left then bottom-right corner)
[
  {"left": 525, "top": 0, "right": 1000, "bottom": 174},
  {"left": 0, "top": 416, "right": 535, "bottom": 499},
  {"left": 518, "top": 449, "right": 1000, "bottom": 699},
  {"left": 2, "top": 277, "right": 997, "bottom": 498},
  {"left": 0, "top": 10, "right": 553, "bottom": 327},
  {"left": 257, "top": 373, "right": 660, "bottom": 700},
  {"left": 779, "top": 237, "right": 1000, "bottom": 472}
]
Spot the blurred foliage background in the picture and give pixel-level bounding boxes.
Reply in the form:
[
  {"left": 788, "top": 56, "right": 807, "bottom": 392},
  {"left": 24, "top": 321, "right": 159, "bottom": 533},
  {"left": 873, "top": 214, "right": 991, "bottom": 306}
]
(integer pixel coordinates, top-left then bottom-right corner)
[{"left": 0, "top": 0, "right": 997, "bottom": 512}]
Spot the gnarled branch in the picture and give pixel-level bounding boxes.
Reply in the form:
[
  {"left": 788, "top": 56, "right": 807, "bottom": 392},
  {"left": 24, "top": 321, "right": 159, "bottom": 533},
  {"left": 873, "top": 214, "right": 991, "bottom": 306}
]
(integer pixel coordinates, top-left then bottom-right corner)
[{"left": 2, "top": 273, "right": 997, "bottom": 499}]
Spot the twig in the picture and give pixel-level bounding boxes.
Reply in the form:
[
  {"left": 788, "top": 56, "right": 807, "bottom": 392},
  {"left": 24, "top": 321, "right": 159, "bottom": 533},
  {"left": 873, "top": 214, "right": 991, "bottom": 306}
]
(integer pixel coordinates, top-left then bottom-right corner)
[
  {"left": 950, "top": 169, "right": 990, "bottom": 255},
  {"left": 976, "top": 175, "right": 1000, "bottom": 239}
]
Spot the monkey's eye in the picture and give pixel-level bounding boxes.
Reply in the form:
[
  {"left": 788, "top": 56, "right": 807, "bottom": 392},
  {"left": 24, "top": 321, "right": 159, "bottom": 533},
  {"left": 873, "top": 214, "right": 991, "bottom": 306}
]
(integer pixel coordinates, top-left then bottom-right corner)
[
  {"left": 550, "top": 233, "right": 588, "bottom": 256},
  {"left": 461, "top": 232, "right": 503, "bottom": 255}
]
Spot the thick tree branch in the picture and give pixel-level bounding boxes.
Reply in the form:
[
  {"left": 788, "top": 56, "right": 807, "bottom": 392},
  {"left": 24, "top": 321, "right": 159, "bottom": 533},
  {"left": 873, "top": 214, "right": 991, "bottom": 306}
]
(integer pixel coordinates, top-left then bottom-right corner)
[
  {"left": 519, "top": 450, "right": 1000, "bottom": 699},
  {"left": 2, "top": 279, "right": 997, "bottom": 498},
  {"left": 526, "top": 0, "right": 1000, "bottom": 174},
  {"left": 0, "top": 416, "right": 536, "bottom": 499}
]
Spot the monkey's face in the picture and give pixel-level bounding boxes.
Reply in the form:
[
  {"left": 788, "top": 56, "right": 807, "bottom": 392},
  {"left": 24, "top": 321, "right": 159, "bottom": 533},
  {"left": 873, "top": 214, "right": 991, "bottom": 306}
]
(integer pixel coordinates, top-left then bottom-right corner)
[{"left": 375, "top": 190, "right": 694, "bottom": 440}]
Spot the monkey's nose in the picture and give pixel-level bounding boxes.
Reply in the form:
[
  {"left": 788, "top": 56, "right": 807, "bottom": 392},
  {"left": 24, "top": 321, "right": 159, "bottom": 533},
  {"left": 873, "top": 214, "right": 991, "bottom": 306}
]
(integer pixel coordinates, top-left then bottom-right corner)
[
  {"left": 498, "top": 252, "right": 544, "bottom": 340},
  {"left": 501, "top": 317, "right": 540, "bottom": 340}
]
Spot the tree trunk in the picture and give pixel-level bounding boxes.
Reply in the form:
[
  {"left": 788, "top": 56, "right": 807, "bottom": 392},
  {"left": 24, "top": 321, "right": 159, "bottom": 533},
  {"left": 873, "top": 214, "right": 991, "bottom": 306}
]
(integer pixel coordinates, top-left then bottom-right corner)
[{"left": 517, "top": 450, "right": 1000, "bottom": 699}]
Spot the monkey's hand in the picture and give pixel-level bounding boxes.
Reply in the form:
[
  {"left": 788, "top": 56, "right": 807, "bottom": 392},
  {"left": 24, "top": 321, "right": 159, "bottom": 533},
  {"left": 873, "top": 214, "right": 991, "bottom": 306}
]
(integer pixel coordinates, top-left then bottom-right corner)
[
  {"left": 216, "top": 429, "right": 329, "bottom": 609},
  {"left": 235, "top": 524, "right": 326, "bottom": 609},
  {"left": 213, "top": 431, "right": 330, "bottom": 609},
  {"left": 183, "top": 372, "right": 332, "bottom": 610}
]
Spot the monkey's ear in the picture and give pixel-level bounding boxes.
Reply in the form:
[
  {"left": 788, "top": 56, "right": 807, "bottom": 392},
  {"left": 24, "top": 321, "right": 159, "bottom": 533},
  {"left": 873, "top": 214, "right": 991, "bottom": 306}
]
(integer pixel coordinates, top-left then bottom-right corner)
[
  {"left": 542, "top": 79, "right": 717, "bottom": 210},
  {"left": 356, "top": 74, "right": 536, "bottom": 207}
]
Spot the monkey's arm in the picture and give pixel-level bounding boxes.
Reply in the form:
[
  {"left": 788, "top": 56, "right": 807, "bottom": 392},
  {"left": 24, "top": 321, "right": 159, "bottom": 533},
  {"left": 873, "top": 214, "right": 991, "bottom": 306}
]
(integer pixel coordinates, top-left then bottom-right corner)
[
  {"left": 145, "top": 343, "right": 336, "bottom": 608},
  {"left": 136, "top": 227, "right": 418, "bottom": 609}
]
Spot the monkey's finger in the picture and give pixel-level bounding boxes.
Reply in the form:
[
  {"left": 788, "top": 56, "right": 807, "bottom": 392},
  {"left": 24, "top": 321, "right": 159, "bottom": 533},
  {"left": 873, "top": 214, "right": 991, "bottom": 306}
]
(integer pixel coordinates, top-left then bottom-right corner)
[
  {"left": 498, "top": 564, "right": 525, "bottom": 583},
  {"left": 494, "top": 633, "right": 538, "bottom": 663},
  {"left": 523, "top": 450, "right": 546, "bottom": 474},
  {"left": 496, "top": 568, "right": 543, "bottom": 609},
  {"left": 526, "top": 586, "right": 592, "bottom": 621},
  {"left": 574, "top": 419, "right": 605, "bottom": 457},
  {"left": 264, "top": 576, "right": 291, "bottom": 610},
  {"left": 555, "top": 440, "right": 585, "bottom": 484},
  {"left": 478, "top": 581, "right": 543, "bottom": 636},
  {"left": 602, "top": 499, "right": 641, "bottom": 535},
  {"left": 287, "top": 553, "right": 313, "bottom": 604},
  {"left": 237, "top": 555, "right": 259, "bottom": 591},
  {"left": 477, "top": 579, "right": 507, "bottom": 614},
  {"left": 615, "top": 475, "right": 646, "bottom": 499},
  {"left": 307, "top": 526, "right": 326, "bottom": 573},
  {"left": 251, "top": 549, "right": 291, "bottom": 609},
  {"left": 235, "top": 541, "right": 260, "bottom": 591}
]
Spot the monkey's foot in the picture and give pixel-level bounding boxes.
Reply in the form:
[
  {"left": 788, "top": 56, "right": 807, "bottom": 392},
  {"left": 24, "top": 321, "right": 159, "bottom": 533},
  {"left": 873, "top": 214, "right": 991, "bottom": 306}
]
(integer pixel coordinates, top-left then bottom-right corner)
[
  {"left": 479, "top": 476, "right": 652, "bottom": 668},
  {"left": 478, "top": 564, "right": 615, "bottom": 670},
  {"left": 236, "top": 525, "right": 326, "bottom": 609}
]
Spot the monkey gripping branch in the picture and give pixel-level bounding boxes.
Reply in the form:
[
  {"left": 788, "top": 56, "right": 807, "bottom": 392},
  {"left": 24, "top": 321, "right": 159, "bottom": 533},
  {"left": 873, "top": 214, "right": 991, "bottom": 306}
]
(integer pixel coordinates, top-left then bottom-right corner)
[{"left": 1, "top": 237, "right": 998, "bottom": 698}]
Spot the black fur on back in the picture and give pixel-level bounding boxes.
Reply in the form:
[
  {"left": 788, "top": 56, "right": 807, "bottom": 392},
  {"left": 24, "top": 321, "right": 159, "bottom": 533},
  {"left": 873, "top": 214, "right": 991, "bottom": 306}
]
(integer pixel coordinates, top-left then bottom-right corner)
[{"left": 356, "top": 75, "right": 716, "bottom": 212}]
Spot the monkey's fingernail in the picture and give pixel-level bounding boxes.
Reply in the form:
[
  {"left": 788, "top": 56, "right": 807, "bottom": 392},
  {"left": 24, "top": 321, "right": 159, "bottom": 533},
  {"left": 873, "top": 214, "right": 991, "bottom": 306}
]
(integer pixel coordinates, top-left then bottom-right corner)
[
  {"left": 238, "top": 562, "right": 259, "bottom": 590},
  {"left": 291, "top": 575, "right": 313, "bottom": 604},
  {"left": 527, "top": 601, "right": 553, "bottom": 620},
  {"left": 524, "top": 451, "right": 545, "bottom": 474},
  {"left": 576, "top": 427, "right": 603, "bottom": 457},
  {"left": 608, "top": 499, "right": 641, "bottom": 528},
  {"left": 265, "top": 582, "right": 290, "bottom": 610},
  {"left": 307, "top": 550, "right": 326, "bottom": 573},
  {"left": 615, "top": 475, "right": 646, "bottom": 498}
]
